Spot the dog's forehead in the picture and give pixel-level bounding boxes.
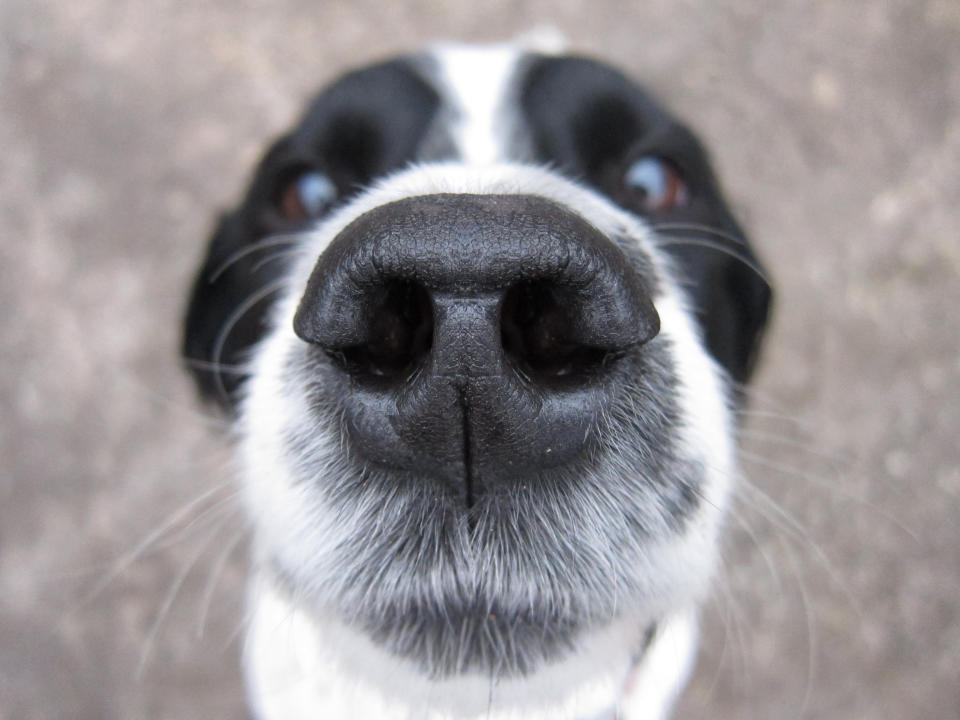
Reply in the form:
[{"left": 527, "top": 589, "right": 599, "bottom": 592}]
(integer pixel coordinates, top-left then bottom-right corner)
[
  {"left": 420, "top": 45, "right": 680, "bottom": 165},
  {"left": 419, "top": 44, "right": 529, "bottom": 164}
]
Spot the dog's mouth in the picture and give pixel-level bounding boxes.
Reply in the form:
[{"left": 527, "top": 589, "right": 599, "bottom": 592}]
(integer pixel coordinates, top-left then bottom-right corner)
[
  {"left": 264, "top": 446, "right": 696, "bottom": 678},
  {"left": 291, "top": 192, "right": 661, "bottom": 508}
]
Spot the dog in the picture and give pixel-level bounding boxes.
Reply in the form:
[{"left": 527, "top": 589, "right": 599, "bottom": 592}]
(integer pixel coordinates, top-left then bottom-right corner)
[{"left": 183, "top": 43, "right": 771, "bottom": 720}]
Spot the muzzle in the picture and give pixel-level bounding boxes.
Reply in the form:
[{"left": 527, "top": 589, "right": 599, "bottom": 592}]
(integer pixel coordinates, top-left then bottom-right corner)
[{"left": 293, "top": 193, "right": 660, "bottom": 504}]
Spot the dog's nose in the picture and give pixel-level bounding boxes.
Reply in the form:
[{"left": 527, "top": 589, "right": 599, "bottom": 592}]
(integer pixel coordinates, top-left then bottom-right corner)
[{"left": 294, "top": 194, "right": 659, "bottom": 501}]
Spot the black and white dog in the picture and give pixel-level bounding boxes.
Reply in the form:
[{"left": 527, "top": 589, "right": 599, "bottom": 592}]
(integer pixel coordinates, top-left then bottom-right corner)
[{"left": 184, "top": 43, "right": 770, "bottom": 720}]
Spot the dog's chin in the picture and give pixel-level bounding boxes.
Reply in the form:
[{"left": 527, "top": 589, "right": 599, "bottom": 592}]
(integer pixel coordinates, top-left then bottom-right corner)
[
  {"left": 262, "top": 469, "right": 716, "bottom": 681},
  {"left": 244, "top": 353, "right": 725, "bottom": 679}
]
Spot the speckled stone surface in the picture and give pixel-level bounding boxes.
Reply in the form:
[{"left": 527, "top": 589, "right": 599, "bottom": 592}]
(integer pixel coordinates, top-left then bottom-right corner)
[{"left": 2, "top": 2, "right": 958, "bottom": 718}]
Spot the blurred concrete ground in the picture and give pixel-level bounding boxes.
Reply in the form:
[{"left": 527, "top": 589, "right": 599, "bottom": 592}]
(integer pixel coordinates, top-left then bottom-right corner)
[{"left": 1, "top": 1, "right": 958, "bottom": 718}]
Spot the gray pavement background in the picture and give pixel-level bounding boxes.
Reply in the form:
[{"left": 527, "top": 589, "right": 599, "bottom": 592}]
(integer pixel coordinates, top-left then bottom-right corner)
[{"left": 1, "top": 1, "right": 958, "bottom": 718}]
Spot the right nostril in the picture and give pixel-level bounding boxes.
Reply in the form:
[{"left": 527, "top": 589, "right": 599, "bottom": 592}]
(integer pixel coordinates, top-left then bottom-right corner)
[
  {"left": 336, "top": 280, "right": 433, "bottom": 380},
  {"left": 501, "top": 280, "right": 610, "bottom": 381}
]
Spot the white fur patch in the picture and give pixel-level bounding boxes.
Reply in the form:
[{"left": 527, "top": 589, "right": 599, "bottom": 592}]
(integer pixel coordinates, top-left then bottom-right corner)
[
  {"left": 618, "top": 612, "right": 698, "bottom": 720},
  {"left": 247, "top": 573, "right": 652, "bottom": 720},
  {"left": 431, "top": 44, "right": 523, "bottom": 165}
]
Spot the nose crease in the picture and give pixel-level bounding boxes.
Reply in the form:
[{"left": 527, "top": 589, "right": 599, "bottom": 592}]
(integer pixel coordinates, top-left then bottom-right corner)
[{"left": 457, "top": 388, "right": 475, "bottom": 510}]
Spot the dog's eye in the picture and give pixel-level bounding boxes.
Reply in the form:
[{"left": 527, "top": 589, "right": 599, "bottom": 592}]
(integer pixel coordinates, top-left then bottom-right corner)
[
  {"left": 277, "top": 169, "right": 337, "bottom": 221},
  {"left": 623, "top": 156, "right": 688, "bottom": 212}
]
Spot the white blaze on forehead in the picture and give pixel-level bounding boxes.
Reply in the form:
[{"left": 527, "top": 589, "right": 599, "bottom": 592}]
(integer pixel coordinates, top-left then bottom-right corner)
[{"left": 431, "top": 44, "right": 523, "bottom": 165}]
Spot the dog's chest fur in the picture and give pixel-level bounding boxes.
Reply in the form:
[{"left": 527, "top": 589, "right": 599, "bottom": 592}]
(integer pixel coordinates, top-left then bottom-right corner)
[{"left": 184, "top": 43, "right": 771, "bottom": 720}]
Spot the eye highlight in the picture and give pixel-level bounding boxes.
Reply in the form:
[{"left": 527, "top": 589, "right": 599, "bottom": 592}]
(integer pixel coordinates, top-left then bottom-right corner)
[
  {"left": 276, "top": 169, "right": 337, "bottom": 222},
  {"left": 623, "top": 156, "right": 688, "bottom": 212}
]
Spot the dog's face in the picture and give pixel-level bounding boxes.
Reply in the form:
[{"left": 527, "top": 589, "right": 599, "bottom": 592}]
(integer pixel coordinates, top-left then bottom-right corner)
[{"left": 184, "top": 45, "right": 770, "bottom": 692}]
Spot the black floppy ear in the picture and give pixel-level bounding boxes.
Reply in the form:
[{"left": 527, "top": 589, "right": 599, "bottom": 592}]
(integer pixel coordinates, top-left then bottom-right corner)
[
  {"left": 648, "top": 125, "right": 773, "bottom": 387},
  {"left": 661, "top": 230, "right": 772, "bottom": 386},
  {"left": 648, "top": 128, "right": 773, "bottom": 387},
  {"left": 182, "top": 209, "right": 292, "bottom": 410}
]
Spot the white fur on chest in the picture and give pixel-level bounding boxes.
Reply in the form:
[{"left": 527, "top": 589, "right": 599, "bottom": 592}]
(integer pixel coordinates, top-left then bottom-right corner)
[{"left": 244, "top": 573, "right": 697, "bottom": 720}]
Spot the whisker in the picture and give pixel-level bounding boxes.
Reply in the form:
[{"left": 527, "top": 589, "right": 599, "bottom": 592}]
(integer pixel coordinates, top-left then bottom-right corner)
[
  {"left": 196, "top": 523, "right": 249, "bottom": 639},
  {"left": 211, "top": 279, "right": 288, "bottom": 403},
  {"left": 222, "top": 581, "right": 260, "bottom": 655},
  {"left": 734, "top": 478, "right": 820, "bottom": 552},
  {"left": 713, "top": 558, "right": 751, "bottom": 690},
  {"left": 137, "top": 512, "right": 233, "bottom": 677},
  {"left": 101, "top": 364, "right": 234, "bottom": 432},
  {"left": 739, "top": 448, "right": 919, "bottom": 544},
  {"left": 83, "top": 481, "right": 234, "bottom": 604},
  {"left": 650, "top": 221, "right": 750, "bottom": 248},
  {"left": 779, "top": 536, "right": 817, "bottom": 717},
  {"left": 725, "top": 495, "right": 784, "bottom": 595},
  {"left": 728, "top": 382, "right": 823, "bottom": 424},
  {"left": 653, "top": 235, "right": 771, "bottom": 288},
  {"left": 736, "top": 479, "right": 863, "bottom": 622},
  {"left": 152, "top": 489, "right": 243, "bottom": 553},
  {"left": 734, "top": 407, "right": 819, "bottom": 431},
  {"left": 208, "top": 234, "right": 303, "bottom": 283},
  {"left": 182, "top": 356, "right": 253, "bottom": 377},
  {"left": 736, "top": 426, "right": 852, "bottom": 466},
  {"left": 681, "top": 483, "right": 756, "bottom": 699},
  {"left": 699, "top": 579, "right": 734, "bottom": 704},
  {"left": 251, "top": 249, "right": 301, "bottom": 275}
]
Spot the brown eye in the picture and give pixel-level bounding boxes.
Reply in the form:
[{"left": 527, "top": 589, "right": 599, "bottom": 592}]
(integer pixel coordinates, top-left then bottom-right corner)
[
  {"left": 623, "top": 156, "right": 688, "bottom": 212},
  {"left": 276, "top": 170, "right": 337, "bottom": 221}
]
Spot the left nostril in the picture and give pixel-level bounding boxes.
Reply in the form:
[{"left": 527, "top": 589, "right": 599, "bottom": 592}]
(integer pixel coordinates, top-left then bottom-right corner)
[
  {"left": 336, "top": 279, "right": 433, "bottom": 380},
  {"left": 501, "top": 280, "right": 610, "bottom": 381}
]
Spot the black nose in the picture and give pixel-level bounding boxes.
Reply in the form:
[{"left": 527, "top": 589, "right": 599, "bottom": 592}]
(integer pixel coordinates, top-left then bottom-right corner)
[{"left": 294, "top": 194, "right": 659, "bottom": 503}]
